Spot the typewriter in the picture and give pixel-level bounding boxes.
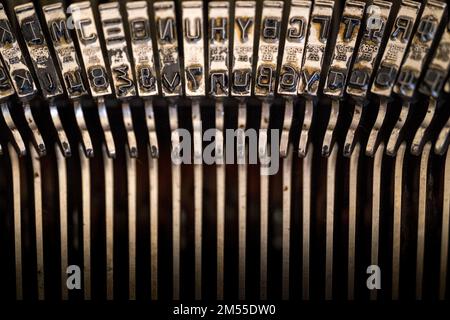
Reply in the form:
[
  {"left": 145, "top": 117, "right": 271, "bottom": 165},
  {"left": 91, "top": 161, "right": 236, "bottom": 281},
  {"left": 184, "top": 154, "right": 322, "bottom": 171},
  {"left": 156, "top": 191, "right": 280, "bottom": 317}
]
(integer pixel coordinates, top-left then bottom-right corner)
[{"left": 0, "top": 0, "right": 449, "bottom": 303}]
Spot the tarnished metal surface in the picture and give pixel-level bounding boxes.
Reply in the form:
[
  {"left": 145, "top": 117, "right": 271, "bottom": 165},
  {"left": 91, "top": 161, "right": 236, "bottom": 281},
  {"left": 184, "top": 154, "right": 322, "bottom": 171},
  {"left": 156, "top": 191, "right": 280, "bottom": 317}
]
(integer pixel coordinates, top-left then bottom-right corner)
[
  {"left": 298, "top": 0, "right": 334, "bottom": 96},
  {"left": 154, "top": 1, "right": 182, "bottom": 97},
  {"left": 371, "top": 0, "right": 421, "bottom": 97},
  {"left": 254, "top": 1, "right": 284, "bottom": 97},
  {"left": 232, "top": 1, "right": 256, "bottom": 97},
  {"left": 126, "top": 1, "right": 159, "bottom": 97},
  {"left": 323, "top": 0, "right": 365, "bottom": 98},
  {"left": 277, "top": 0, "right": 311, "bottom": 96},
  {"left": 182, "top": 1, "right": 205, "bottom": 97}
]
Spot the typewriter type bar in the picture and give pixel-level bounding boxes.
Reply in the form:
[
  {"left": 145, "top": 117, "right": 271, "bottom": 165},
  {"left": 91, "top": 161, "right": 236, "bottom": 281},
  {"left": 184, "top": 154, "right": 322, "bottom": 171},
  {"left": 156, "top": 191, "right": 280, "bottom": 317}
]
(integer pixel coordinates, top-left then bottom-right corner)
[
  {"left": 277, "top": 1, "right": 311, "bottom": 97},
  {"left": 154, "top": 1, "right": 182, "bottom": 97},
  {"left": 323, "top": 0, "right": 365, "bottom": 99},
  {"left": 367, "top": 0, "right": 421, "bottom": 156},
  {"left": 420, "top": 18, "right": 450, "bottom": 155},
  {"left": 125, "top": 3, "right": 160, "bottom": 299},
  {"left": 69, "top": 1, "right": 115, "bottom": 157},
  {"left": 278, "top": 1, "right": 311, "bottom": 156},
  {"left": 181, "top": 0, "right": 206, "bottom": 300},
  {"left": 15, "top": 2, "right": 71, "bottom": 158},
  {"left": 322, "top": 0, "right": 365, "bottom": 156},
  {"left": 126, "top": 1, "right": 159, "bottom": 98},
  {"left": 68, "top": 1, "right": 112, "bottom": 300},
  {"left": 153, "top": 1, "right": 183, "bottom": 300},
  {"left": 0, "top": 57, "right": 25, "bottom": 155},
  {"left": 298, "top": 0, "right": 334, "bottom": 157},
  {"left": 254, "top": 0, "right": 284, "bottom": 301},
  {"left": 232, "top": 1, "right": 256, "bottom": 97},
  {"left": 14, "top": 3, "right": 63, "bottom": 99},
  {"left": 98, "top": 1, "right": 139, "bottom": 300},
  {"left": 207, "top": 0, "right": 230, "bottom": 299},
  {"left": 347, "top": 0, "right": 392, "bottom": 99},
  {"left": 182, "top": 1, "right": 205, "bottom": 97},
  {"left": 344, "top": 0, "right": 392, "bottom": 157},
  {"left": 42, "top": 2, "right": 92, "bottom": 156},
  {"left": 0, "top": 4, "right": 44, "bottom": 155},
  {"left": 298, "top": 0, "right": 334, "bottom": 97},
  {"left": 254, "top": 1, "right": 283, "bottom": 98},
  {"left": 397, "top": 1, "right": 447, "bottom": 156},
  {"left": 99, "top": 1, "right": 138, "bottom": 160},
  {"left": 371, "top": 0, "right": 421, "bottom": 97},
  {"left": 394, "top": 0, "right": 446, "bottom": 99},
  {"left": 208, "top": 1, "right": 230, "bottom": 97}
]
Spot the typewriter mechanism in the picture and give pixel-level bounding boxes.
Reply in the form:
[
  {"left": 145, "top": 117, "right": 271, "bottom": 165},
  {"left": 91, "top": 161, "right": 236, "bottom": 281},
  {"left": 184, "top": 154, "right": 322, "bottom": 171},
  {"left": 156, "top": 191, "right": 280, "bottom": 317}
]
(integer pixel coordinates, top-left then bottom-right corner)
[{"left": 0, "top": 0, "right": 449, "bottom": 303}]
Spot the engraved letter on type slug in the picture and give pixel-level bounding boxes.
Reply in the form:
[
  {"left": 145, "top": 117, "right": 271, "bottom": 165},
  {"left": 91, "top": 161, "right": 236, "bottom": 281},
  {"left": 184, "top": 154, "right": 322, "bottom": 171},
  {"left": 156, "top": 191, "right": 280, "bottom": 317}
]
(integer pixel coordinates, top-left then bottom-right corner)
[
  {"left": 15, "top": 3, "right": 63, "bottom": 99},
  {"left": 232, "top": 1, "right": 256, "bottom": 97},
  {"left": 346, "top": 0, "right": 392, "bottom": 99},
  {"left": 419, "top": 19, "right": 450, "bottom": 98},
  {"left": 254, "top": 0, "right": 284, "bottom": 97},
  {"left": 126, "top": 1, "right": 159, "bottom": 97},
  {"left": 371, "top": 0, "right": 421, "bottom": 97},
  {"left": 154, "top": 1, "right": 182, "bottom": 97},
  {"left": 69, "top": 1, "right": 112, "bottom": 97},
  {"left": 323, "top": 0, "right": 366, "bottom": 98},
  {"left": 277, "top": 0, "right": 311, "bottom": 96},
  {"left": 182, "top": 1, "right": 205, "bottom": 97},
  {"left": 0, "top": 4, "right": 36, "bottom": 99},
  {"left": 394, "top": 0, "right": 446, "bottom": 98},
  {"left": 99, "top": 2, "right": 136, "bottom": 99},
  {"left": 208, "top": 1, "right": 230, "bottom": 97},
  {"left": 297, "top": 0, "right": 334, "bottom": 97},
  {"left": 42, "top": 2, "right": 87, "bottom": 100}
]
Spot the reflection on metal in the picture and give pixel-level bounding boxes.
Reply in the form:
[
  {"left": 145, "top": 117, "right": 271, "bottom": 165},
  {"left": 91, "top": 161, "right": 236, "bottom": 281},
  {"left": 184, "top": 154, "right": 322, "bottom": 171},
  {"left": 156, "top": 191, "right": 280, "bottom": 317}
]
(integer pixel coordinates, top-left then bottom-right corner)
[
  {"left": 392, "top": 143, "right": 406, "bottom": 300},
  {"left": 371, "top": 0, "right": 421, "bottom": 98},
  {"left": 9, "top": 144, "right": 22, "bottom": 300},
  {"left": 122, "top": 102, "right": 138, "bottom": 158},
  {"left": 50, "top": 103, "right": 71, "bottom": 157},
  {"left": 1, "top": 103, "right": 26, "bottom": 156},
  {"left": 145, "top": 100, "right": 159, "bottom": 158},
  {"left": 238, "top": 103, "right": 247, "bottom": 301},
  {"left": 348, "top": 143, "right": 360, "bottom": 300},
  {"left": 322, "top": 100, "right": 340, "bottom": 157},
  {"left": 24, "top": 102, "right": 46, "bottom": 156},
  {"left": 148, "top": 146, "right": 159, "bottom": 300},
  {"left": 436, "top": 117, "right": 450, "bottom": 155},
  {"left": 302, "top": 143, "right": 313, "bottom": 300},
  {"left": 280, "top": 100, "right": 294, "bottom": 158},
  {"left": 98, "top": 97, "right": 116, "bottom": 158},
  {"left": 387, "top": 102, "right": 410, "bottom": 156},
  {"left": 299, "top": 99, "right": 313, "bottom": 157},
  {"left": 440, "top": 148, "right": 450, "bottom": 300},
  {"left": 366, "top": 99, "right": 387, "bottom": 157},
  {"left": 30, "top": 143, "right": 44, "bottom": 300},
  {"left": 298, "top": 0, "right": 334, "bottom": 97},
  {"left": 282, "top": 146, "right": 293, "bottom": 300},
  {"left": 169, "top": 104, "right": 181, "bottom": 300},
  {"left": 416, "top": 142, "right": 432, "bottom": 300},
  {"left": 127, "top": 147, "right": 137, "bottom": 300},
  {"left": 411, "top": 99, "right": 436, "bottom": 156},
  {"left": 104, "top": 145, "right": 113, "bottom": 300},
  {"left": 259, "top": 100, "right": 270, "bottom": 300},
  {"left": 216, "top": 100, "right": 225, "bottom": 300},
  {"left": 80, "top": 144, "right": 91, "bottom": 300},
  {"left": 56, "top": 143, "right": 68, "bottom": 300},
  {"left": 74, "top": 100, "right": 93, "bottom": 158},
  {"left": 344, "top": 103, "right": 362, "bottom": 157},
  {"left": 371, "top": 143, "right": 384, "bottom": 300},
  {"left": 325, "top": 143, "right": 338, "bottom": 300},
  {"left": 192, "top": 100, "right": 203, "bottom": 300}
]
